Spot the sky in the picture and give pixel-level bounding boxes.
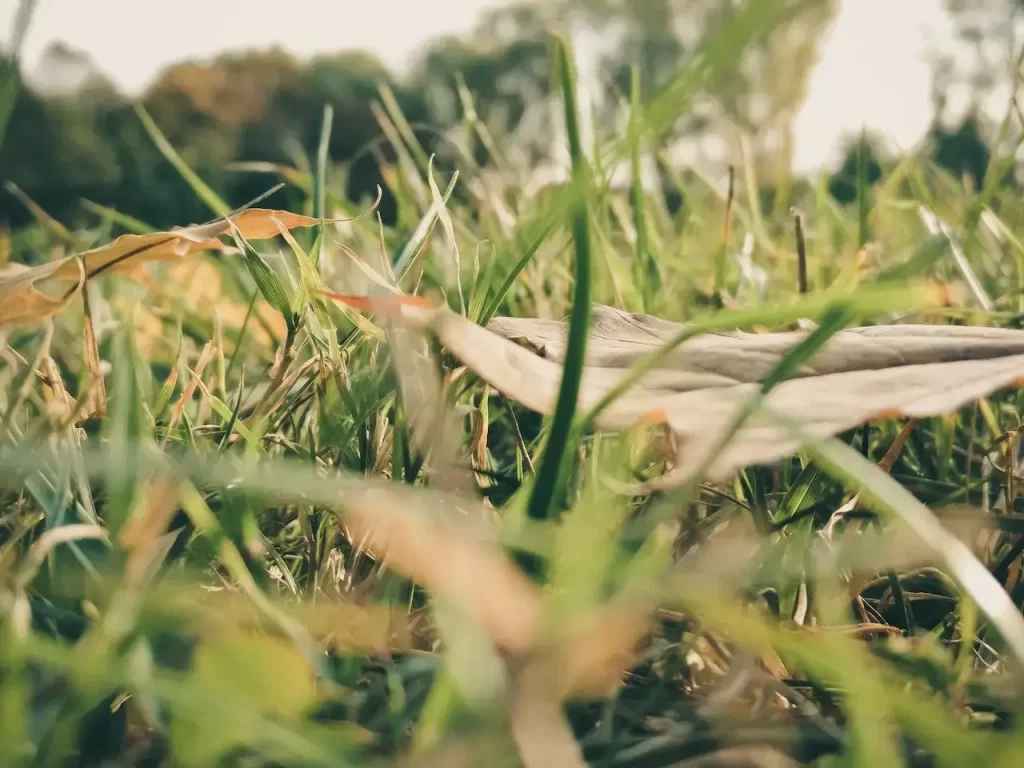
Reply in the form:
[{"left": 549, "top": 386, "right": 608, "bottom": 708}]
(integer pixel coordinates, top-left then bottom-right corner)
[{"left": 11, "top": 0, "right": 960, "bottom": 173}]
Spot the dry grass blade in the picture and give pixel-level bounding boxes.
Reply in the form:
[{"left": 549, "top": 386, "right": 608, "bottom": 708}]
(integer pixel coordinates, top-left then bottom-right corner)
[
  {"left": 338, "top": 488, "right": 543, "bottom": 655},
  {"left": 80, "top": 280, "right": 107, "bottom": 419},
  {"left": 163, "top": 342, "right": 216, "bottom": 442},
  {"left": 537, "top": 599, "right": 651, "bottom": 700},
  {"left": 509, "top": 660, "right": 588, "bottom": 768}
]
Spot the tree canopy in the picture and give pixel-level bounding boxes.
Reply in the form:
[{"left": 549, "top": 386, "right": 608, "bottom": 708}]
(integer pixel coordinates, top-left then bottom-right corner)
[{"left": 0, "top": 0, "right": 1017, "bottom": 232}]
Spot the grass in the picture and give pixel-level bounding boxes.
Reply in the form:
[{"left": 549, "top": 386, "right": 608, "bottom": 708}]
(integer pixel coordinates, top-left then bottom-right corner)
[{"left": 4, "top": 8, "right": 1024, "bottom": 768}]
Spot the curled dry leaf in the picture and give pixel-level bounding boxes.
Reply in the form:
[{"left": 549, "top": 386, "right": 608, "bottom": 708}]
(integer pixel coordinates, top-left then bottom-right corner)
[
  {"left": 372, "top": 300, "right": 1024, "bottom": 488},
  {"left": 0, "top": 209, "right": 323, "bottom": 329}
]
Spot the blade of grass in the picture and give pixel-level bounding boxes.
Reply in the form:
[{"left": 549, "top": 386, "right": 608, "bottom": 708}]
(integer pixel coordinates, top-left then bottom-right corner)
[
  {"left": 134, "top": 103, "right": 231, "bottom": 217},
  {"left": 628, "top": 66, "right": 660, "bottom": 312},
  {"left": 524, "top": 34, "right": 592, "bottom": 526},
  {"left": 426, "top": 156, "right": 465, "bottom": 315},
  {"left": 769, "top": 409, "right": 1024, "bottom": 668},
  {"left": 856, "top": 126, "right": 871, "bottom": 249},
  {"left": 393, "top": 172, "right": 459, "bottom": 280},
  {"left": 311, "top": 104, "right": 333, "bottom": 266}
]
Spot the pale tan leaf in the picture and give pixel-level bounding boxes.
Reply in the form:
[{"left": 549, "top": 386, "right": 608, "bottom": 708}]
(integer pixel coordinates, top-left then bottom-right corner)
[
  {"left": 396, "top": 303, "right": 1024, "bottom": 488},
  {"left": 487, "top": 304, "right": 1024, "bottom": 383},
  {"left": 632, "top": 352, "right": 1024, "bottom": 487}
]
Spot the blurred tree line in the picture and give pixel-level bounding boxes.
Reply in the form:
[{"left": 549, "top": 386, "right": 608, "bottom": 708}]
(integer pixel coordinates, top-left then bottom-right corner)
[{"left": 0, "top": 0, "right": 1020, "bottom": 233}]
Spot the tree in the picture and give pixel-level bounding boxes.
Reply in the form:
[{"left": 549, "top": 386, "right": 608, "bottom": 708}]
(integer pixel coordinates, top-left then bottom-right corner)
[
  {"left": 827, "top": 133, "right": 885, "bottom": 205},
  {"left": 930, "top": 113, "right": 994, "bottom": 189},
  {"left": 412, "top": 3, "right": 555, "bottom": 168},
  {"left": 572, "top": 0, "right": 838, "bottom": 165},
  {"left": 0, "top": 0, "right": 844, "bottom": 232},
  {"left": 930, "top": 2, "right": 1022, "bottom": 189}
]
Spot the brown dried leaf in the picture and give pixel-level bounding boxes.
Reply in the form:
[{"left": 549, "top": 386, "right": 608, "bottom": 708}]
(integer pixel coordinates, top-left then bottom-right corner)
[
  {"left": 63, "top": 208, "right": 323, "bottom": 282},
  {"left": 0, "top": 209, "right": 322, "bottom": 329},
  {"left": 400, "top": 303, "right": 1024, "bottom": 487},
  {"left": 0, "top": 257, "right": 84, "bottom": 328}
]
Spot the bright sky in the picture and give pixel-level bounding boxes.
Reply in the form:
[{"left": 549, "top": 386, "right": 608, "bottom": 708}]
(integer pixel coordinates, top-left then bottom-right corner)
[
  {"left": 791, "top": 0, "right": 956, "bottom": 171},
  {"left": 12, "top": 0, "right": 957, "bottom": 172}
]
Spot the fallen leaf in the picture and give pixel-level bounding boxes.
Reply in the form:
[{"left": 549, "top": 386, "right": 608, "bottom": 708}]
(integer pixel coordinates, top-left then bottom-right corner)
[
  {"left": 384, "top": 303, "right": 1024, "bottom": 487},
  {"left": 0, "top": 257, "right": 84, "bottom": 327},
  {"left": 0, "top": 209, "right": 323, "bottom": 329},
  {"left": 487, "top": 304, "right": 1024, "bottom": 382},
  {"left": 63, "top": 208, "right": 325, "bottom": 282}
]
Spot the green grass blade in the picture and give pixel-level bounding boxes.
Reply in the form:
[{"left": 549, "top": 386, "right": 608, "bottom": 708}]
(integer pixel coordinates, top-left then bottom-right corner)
[
  {"left": 227, "top": 228, "right": 299, "bottom": 337},
  {"left": 771, "top": 410, "right": 1024, "bottom": 668},
  {"left": 311, "top": 104, "right": 333, "bottom": 266},
  {"left": 134, "top": 103, "right": 231, "bottom": 217},
  {"left": 629, "top": 66, "right": 660, "bottom": 311},
  {"left": 856, "top": 126, "right": 871, "bottom": 249},
  {"left": 476, "top": 206, "right": 565, "bottom": 325},
  {"left": 524, "top": 35, "right": 592, "bottom": 525},
  {"left": 393, "top": 172, "right": 459, "bottom": 280},
  {"left": 80, "top": 199, "right": 154, "bottom": 234},
  {"left": 426, "top": 156, "right": 465, "bottom": 314}
]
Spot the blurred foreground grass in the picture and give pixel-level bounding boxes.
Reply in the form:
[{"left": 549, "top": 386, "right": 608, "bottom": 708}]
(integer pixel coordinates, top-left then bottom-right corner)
[{"left": 4, "top": 7, "right": 1024, "bottom": 767}]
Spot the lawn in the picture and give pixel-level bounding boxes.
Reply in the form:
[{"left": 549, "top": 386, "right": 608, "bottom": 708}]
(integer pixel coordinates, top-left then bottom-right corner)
[{"left": 3, "top": 13, "right": 1024, "bottom": 768}]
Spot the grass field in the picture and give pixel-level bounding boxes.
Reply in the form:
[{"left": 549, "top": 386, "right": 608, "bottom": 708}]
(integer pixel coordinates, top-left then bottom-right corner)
[{"left": 4, "top": 7, "right": 1024, "bottom": 767}]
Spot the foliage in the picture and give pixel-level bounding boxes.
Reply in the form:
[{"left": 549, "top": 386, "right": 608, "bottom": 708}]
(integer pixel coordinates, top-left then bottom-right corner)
[
  {"left": 0, "top": 0, "right": 855, "bottom": 235},
  {"left": 3, "top": 2, "right": 1024, "bottom": 767}
]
